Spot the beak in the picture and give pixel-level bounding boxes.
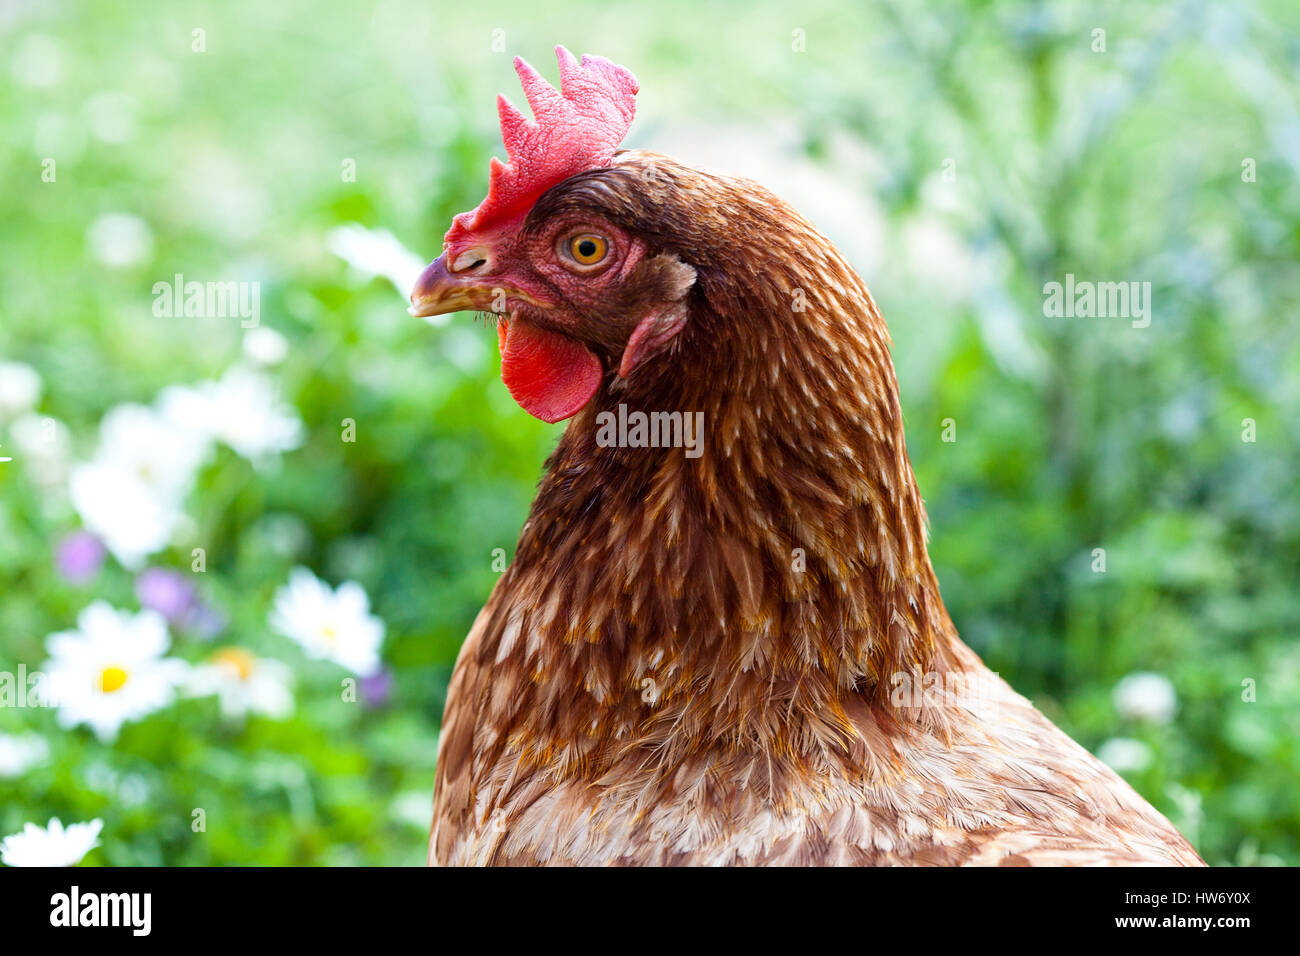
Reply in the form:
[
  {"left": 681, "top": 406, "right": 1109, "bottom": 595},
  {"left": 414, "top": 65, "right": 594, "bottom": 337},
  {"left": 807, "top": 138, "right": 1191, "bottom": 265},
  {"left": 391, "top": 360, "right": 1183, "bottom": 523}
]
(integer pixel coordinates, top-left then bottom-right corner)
[{"left": 408, "top": 254, "right": 495, "bottom": 318}]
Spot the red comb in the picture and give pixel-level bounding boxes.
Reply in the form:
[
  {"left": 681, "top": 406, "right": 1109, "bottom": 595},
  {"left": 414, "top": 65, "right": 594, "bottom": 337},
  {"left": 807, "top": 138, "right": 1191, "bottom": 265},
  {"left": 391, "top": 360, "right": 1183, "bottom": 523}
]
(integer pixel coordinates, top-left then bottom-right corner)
[{"left": 444, "top": 46, "right": 638, "bottom": 249}]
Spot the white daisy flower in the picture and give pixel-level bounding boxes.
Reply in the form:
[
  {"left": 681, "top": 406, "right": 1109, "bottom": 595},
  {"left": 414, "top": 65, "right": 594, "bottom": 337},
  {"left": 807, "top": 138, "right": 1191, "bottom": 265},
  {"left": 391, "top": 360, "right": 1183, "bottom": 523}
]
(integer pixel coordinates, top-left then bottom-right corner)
[
  {"left": 1096, "top": 737, "right": 1153, "bottom": 774},
  {"left": 1113, "top": 672, "right": 1178, "bottom": 725},
  {"left": 86, "top": 212, "right": 153, "bottom": 269},
  {"left": 69, "top": 460, "right": 184, "bottom": 569},
  {"left": 159, "top": 366, "right": 302, "bottom": 464},
  {"left": 0, "top": 361, "right": 42, "bottom": 420},
  {"left": 12, "top": 34, "right": 63, "bottom": 89},
  {"left": 94, "top": 402, "right": 210, "bottom": 499},
  {"left": 242, "top": 326, "right": 290, "bottom": 366},
  {"left": 43, "top": 601, "right": 191, "bottom": 742},
  {"left": 188, "top": 647, "right": 294, "bottom": 720},
  {"left": 0, "top": 733, "right": 49, "bottom": 778},
  {"left": 84, "top": 90, "right": 138, "bottom": 145},
  {"left": 67, "top": 401, "right": 210, "bottom": 568},
  {"left": 326, "top": 224, "right": 426, "bottom": 304},
  {"left": 9, "top": 414, "right": 72, "bottom": 489},
  {"left": 0, "top": 818, "right": 102, "bottom": 867},
  {"left": 270, "top": 567, "right": 385, "bottom": 676}
]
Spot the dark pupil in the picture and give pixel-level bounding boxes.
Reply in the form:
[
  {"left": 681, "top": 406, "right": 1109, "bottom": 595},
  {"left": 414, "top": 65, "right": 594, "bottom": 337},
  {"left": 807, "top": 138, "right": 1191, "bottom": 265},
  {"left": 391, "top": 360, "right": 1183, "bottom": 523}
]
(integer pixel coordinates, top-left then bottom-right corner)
[{"left": 578, "top": 239, "right": 597, "bottom": 258}]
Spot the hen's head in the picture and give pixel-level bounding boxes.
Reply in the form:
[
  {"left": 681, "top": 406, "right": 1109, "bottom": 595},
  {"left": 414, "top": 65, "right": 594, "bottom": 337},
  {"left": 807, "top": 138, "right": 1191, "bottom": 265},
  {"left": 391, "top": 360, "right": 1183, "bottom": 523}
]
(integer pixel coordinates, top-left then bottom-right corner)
[{"left": 410, "top": 47, "right": 701, "bottom": 423}]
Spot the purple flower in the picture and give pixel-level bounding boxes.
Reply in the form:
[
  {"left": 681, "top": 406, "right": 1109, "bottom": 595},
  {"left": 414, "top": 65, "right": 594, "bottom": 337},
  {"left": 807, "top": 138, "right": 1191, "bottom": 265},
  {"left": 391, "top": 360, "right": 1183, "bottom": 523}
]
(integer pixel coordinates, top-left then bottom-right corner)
[
  {"left": 359, "top": 667, "right": 394, "bottom": 709},
  {"left": 57, "top": 532, "right": 106, "bottom": 584},
  {"left": 135, "top": 568, "right": 198, "bottom": 625},
  {"left": 186, "top": 600, "right": 228, "bottom": 640},
  {"left": 135, "top": 568, "right": 228, "bottom": 638}
]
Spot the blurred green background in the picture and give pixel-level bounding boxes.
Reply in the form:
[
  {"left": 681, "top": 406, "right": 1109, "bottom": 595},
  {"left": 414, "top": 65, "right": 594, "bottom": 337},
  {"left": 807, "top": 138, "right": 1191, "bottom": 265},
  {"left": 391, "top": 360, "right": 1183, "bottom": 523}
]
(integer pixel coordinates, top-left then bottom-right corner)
[{"left": 1, "top": 0, "right": 1297, "bottom": 865}]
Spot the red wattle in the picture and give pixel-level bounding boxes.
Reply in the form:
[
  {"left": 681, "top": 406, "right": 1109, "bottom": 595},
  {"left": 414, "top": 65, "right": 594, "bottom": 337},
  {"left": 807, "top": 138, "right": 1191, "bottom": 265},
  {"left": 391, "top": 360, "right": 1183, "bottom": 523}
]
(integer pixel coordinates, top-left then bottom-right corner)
[{"left": 498, "top": 318, "right": 603, "bottom": 423}]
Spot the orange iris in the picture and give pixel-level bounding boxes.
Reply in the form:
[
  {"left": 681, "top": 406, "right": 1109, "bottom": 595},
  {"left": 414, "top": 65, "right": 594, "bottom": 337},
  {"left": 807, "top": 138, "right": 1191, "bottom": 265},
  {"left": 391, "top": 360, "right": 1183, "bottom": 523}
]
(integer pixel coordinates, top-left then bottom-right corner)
[{"left": 568, "top": 234, "right": 608, "bottom": 265}]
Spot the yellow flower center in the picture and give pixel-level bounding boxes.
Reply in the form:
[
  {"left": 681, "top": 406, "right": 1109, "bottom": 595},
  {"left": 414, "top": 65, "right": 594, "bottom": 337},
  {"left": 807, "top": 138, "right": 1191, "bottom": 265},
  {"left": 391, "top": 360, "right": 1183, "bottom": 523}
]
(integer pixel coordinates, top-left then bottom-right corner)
[
  {"left": 321, "top": 625, "right": 337, "bottom": 644},
  {"left": 99, "top": 666, "right": 129, "bottom": 694},
  {"left": 210, "top": 647, "right": 256, "bottom": 681}
]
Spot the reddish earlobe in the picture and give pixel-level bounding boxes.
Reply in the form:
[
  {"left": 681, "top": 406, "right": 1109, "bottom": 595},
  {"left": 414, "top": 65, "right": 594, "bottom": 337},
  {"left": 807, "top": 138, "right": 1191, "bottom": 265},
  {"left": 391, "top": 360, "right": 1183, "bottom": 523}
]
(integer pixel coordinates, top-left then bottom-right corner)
[{"left": 618, "top": 303, "right": 689, "bottom": 379}]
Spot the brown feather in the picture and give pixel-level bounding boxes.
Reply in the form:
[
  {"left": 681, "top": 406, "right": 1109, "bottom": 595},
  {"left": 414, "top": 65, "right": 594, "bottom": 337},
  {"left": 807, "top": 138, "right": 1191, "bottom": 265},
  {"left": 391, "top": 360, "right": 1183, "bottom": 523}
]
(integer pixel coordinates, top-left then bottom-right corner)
[{"left": 430, "top": 151, "right": 1204, "bottom": 867}]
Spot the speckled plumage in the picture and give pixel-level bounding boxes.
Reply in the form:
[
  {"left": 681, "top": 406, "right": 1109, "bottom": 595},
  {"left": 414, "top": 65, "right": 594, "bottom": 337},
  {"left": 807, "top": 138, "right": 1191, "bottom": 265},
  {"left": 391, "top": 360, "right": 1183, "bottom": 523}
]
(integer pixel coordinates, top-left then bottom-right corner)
[{"left": 428, "top": 151, "right": 1204, "bottom": 867}]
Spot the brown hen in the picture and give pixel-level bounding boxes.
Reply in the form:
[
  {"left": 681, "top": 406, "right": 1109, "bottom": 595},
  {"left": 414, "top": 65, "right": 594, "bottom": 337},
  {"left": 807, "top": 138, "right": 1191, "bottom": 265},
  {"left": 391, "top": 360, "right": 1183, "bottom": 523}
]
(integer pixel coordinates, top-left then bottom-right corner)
[{"left": 409, "top": 47, "right": 1203, "bottom": 866}]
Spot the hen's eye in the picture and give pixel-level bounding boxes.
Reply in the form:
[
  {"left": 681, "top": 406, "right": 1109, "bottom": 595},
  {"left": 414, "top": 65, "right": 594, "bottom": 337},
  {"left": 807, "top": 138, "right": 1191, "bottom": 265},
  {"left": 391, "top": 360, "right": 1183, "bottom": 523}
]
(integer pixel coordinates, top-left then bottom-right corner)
[{"left": 567, "top": 234, "right": 608, "bottom": 266}]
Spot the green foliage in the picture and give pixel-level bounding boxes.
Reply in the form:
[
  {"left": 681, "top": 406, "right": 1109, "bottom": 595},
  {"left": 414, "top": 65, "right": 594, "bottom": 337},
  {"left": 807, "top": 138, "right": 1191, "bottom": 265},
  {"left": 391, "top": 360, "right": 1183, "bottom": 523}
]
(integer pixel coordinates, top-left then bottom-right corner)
[{"left": 1, "top": 0, "right": 1297, "bottom": 865}]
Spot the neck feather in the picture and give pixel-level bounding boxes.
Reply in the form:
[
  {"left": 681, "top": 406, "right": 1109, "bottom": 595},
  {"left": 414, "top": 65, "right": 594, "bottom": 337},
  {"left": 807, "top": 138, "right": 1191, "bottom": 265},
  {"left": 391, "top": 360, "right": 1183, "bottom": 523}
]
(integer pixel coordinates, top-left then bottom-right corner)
[{"left": 488, "top": 221, "right": 964, "bottom": 772}]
